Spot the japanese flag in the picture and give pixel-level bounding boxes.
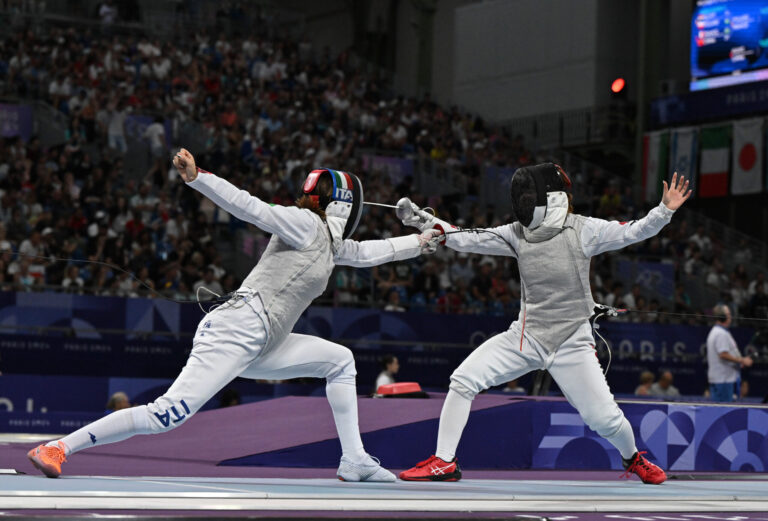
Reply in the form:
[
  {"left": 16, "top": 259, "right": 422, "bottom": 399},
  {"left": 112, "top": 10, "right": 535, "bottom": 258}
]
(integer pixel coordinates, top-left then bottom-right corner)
[{"left": 731, "top": 118, "right": 763, "bottom": 195}]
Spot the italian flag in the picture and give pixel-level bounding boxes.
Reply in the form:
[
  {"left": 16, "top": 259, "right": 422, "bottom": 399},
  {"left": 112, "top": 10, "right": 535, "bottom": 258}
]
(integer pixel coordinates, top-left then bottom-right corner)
[
  {"left": 731, "top": 118, "right": 763, "bottom": 195},
  {"left": 642, "top": 131, "right": 669, "bottom": 203},
  {"left": 698, "top": 125, "right": 730, "bottom": 198}
]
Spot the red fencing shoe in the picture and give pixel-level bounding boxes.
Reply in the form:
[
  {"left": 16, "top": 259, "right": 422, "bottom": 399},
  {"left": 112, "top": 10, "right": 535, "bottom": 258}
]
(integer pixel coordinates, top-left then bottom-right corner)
[
  {"left": 27, "top": 442, "right": 67, "bottom": 478},
  {"left": 621, "top": 451, "right": 666, "bottom": 484},
  {"left": 399, "top": 455, "right": 462, "bottom": 481}
]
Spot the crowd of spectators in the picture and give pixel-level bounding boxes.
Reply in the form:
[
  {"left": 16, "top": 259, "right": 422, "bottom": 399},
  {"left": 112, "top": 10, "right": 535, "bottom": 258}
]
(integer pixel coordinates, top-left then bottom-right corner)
[
  {"left": 0, "top": 17, "right": 766, "bottom": 321},
  {"left": 587, "top": 212, "right": 768, "bottom": 324}
]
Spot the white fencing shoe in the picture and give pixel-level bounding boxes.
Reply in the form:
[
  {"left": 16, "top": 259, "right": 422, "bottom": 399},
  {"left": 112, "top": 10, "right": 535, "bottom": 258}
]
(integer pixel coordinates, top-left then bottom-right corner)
[{"left": 337, "top": 454, "right": 396, "bottom": 482}]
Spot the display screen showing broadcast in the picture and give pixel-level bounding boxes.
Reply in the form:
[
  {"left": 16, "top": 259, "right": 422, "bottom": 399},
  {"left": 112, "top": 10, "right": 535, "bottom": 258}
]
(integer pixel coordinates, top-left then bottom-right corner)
[{"left": 691, "top": 0, "right": 768, "bottom": 91}]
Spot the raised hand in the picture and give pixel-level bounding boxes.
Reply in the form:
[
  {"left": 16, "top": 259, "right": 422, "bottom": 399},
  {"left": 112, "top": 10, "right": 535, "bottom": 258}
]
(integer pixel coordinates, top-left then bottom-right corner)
[
  {"left": 661, "top": 172, "right": 692, "bottom": 211},
  {"left": 173, "top": 148, "right": 198, "bottom": 183}
]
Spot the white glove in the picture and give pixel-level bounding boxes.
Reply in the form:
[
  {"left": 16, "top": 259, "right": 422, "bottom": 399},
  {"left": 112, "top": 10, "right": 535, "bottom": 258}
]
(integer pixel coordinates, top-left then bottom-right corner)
[
  {"left": 417, "top": 228, "right": 444, "bottom": 254},
  {"left": 396, "top": 197, "right": 435, "bottom": 231}
]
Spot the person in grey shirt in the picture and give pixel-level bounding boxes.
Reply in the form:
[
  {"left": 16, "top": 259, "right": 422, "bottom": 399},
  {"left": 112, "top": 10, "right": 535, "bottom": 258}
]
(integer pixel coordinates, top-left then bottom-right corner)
[{"left": 649, "top": 371, "right": 680, "bottom": 400}]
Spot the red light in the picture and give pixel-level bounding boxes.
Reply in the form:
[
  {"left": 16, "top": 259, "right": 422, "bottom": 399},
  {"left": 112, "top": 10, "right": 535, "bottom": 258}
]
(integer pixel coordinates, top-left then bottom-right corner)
[{"left": 611, "top": 78, "right": 625, "bottom": 93}]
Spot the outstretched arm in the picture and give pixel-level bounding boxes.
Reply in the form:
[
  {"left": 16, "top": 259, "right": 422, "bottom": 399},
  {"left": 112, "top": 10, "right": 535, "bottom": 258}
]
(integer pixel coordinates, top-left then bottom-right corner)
[
  {"left": 334, "top": 230, "right": 443, "bottom": 267},
  {"left": 582, "top": 173, "right": 691, "bottom": 257},
  {"left": 174, "top": 148, "right": 315, "bottom": 250},
  {"left": 396, "top": 198, "right": 518, "bottom": 257},
  {"left": 441, "top": 223, "right": 518, "bottom": 257}
]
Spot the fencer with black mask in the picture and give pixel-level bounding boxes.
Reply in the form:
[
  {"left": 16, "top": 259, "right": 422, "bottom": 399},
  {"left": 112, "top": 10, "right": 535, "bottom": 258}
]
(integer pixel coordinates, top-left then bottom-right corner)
[
  {"left": 28, "top": 148, "right": 442, "bottom": 482},
  {"left": 397, "top": 163, "right": 691, "bottom": 484}
]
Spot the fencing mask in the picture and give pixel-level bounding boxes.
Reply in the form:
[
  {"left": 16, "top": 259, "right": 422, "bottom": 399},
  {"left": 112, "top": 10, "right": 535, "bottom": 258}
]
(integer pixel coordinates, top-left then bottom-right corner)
[
  {"left": 510, "top": 163, "right": 571, "bottom": 229},
  {"left": 301, "top": 168, "right": 364, "bottom": 240}
]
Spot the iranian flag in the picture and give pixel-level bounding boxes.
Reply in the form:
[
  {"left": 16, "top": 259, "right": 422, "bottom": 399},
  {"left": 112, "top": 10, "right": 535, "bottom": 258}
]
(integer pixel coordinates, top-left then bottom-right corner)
[
  {"left": 698, "top": 125, "right": 730, "bottom": 198},
  {"left": 642, "top": 130, "right": 669, "bottom": 203},
  {"left": 732, "top": 118, "right": 763, "bottom": 195}
]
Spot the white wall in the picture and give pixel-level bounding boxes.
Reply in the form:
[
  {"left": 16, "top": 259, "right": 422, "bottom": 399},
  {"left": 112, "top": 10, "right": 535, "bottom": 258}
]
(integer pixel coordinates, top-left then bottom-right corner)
[{"left": 452, "top": 0, "right": 598, "bottom": 120}]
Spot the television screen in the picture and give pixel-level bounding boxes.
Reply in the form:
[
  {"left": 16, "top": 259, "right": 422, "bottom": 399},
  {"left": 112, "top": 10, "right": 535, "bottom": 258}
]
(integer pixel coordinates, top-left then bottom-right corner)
[{"left": 691, "top": 0, "right": 768, "bottom": 91}]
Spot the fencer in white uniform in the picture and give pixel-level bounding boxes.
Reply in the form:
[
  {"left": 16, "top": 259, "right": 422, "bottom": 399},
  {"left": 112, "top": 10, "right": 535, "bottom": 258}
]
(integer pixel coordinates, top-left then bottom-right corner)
[
  {"left": 397, "top": 164, "right": 691, "bottom": 484},
  {"left": 28, "top": 148, "right": 442, "bottom": 481}
]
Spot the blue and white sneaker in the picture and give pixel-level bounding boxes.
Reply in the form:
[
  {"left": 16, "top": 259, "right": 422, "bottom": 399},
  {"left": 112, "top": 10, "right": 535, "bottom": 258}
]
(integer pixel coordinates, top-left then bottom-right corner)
[{"left": 337, "top": 454, "right": 396, "bottom": 482}]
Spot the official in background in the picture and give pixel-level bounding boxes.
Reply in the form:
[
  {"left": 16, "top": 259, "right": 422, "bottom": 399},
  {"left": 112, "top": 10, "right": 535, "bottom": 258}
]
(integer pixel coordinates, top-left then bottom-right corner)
[
  {"left": 375, "top": 355, "right": 399, "bottom": 391},
  {"left": 707, "top": 305, "right": 752, "bottom": 402}
]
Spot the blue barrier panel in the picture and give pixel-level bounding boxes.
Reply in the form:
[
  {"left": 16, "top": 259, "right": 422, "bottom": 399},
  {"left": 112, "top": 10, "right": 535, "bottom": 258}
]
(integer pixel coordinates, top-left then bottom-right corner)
[
  {"left": 531, "top": 400, "right": 768, "bottom": 472},
  {"left": 0, "top": 291, "right": 762, "bottom": 397},
  {"left": 0, "top": 412, "right": 102, "bottom": 434}
]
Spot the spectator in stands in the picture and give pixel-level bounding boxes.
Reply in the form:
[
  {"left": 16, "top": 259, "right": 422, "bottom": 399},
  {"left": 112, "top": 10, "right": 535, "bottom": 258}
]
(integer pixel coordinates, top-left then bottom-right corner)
[
  {"left": 61, "top": 266, "right": 85, "bottom": 293},
  {"left": 706, "top": 304, "right": 752, "bottom": 402},
  {"left": 106, "top": 99, "right": 130, "bottom": 154},
  {"left": 375, "top": 355, "right": 400, "bottom": 391},
  {"left": 390, "top": 262, "right": 414, "bottom": 295},
  {"left": 413, "top": 261, "right": 440, "bottom": 303},
  {"left": 688, "top": 225, "right": 712, "bottom": 254},
  {"left": 450, "top": 252, "right": 473, "bottom": 286},
  {"left": 142, "top": 117, "right": 167, "bottom": 187},
  {"left": 622, "top": 284, "right": 642, "bottom": 309},
  {"left": 19, "top": 230, "right": 43, "bottom": 258},
  {"left": 748, "top": 283, "right": 768, "bottom": 319},
  {"left": 684, "top": 246, "right": 704, "bottom": 276},
  {"left": 384, "top": 289, "right": 406, "bottom": 312},
  {"left": 706, "top": 259, "right": 729, "bottom": 291},
  {"left": 0, "top": 21, "right": 744, "bottom": 324},
  {"left": 649, "top": 371, "right": 680, "bottom": 400},
  {"left": 730, "top": 279, "right": 749, "bottom": 314},
  {"left": 334, "top": 268, "right": 363, "bottom": 305},
  {"left": 470, "top": 260, "right": 494, "bottom": 309},
  {"left": 748, "top": 272, "right": 768, "bottom": 296},
  {"left": 193, "top": 268, "right": 224, "bottom": 300},
  {"left": 604, "top": 282, "right": 624, "bottom": 308},
  {"left": 673, "top": 284, "right": 691, "bottom": 313},
  {"left": 106, "top": 391, "right": 130, "bottom": 413},
  {"left": 634, "top": 371, "right": 654, "bottom": 396},
  {"left": 733, "top": 239, "right": 752, "bottom": 265}
]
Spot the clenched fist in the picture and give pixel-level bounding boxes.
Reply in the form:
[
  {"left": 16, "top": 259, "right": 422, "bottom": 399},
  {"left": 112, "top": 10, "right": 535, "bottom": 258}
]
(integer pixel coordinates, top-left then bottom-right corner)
[{"left": 173, "top": 148, "right": 198, "bottom": 183}]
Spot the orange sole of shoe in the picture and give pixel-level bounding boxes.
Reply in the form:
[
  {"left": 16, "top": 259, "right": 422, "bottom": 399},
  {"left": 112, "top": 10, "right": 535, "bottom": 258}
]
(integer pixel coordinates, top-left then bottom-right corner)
[{"left": 27, "top": 454, "right": 60, "bottom": 478}]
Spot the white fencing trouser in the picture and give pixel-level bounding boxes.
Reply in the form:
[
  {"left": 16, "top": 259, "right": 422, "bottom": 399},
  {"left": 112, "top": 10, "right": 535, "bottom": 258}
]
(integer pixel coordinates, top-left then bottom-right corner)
[
  {"left": 58, "top": 295, "right": 364, "bottom": 460},
  {"left": 435, "top": 321, "right": 637, "bottom": 462}
]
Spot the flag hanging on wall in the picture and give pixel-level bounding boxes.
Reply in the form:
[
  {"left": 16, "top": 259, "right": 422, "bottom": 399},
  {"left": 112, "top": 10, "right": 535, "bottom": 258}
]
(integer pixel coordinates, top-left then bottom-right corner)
[
  {"left": 732, "top": 118, "right": 763, "bottom": 195},
  {"left": 698, "top": 125, "right": 730, "bottom": 198},
  {"left": 669, "top": 127, "right": 698, "bottom": 197},
  {"left": 642, "top": 130, "right": 669, "bottom": 203}
]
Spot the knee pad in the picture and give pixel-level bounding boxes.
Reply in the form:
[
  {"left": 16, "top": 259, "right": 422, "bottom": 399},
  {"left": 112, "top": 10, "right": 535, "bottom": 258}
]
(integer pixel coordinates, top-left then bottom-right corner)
[{"left": 143, "top": 396, "right": 195, "bottom": 433}]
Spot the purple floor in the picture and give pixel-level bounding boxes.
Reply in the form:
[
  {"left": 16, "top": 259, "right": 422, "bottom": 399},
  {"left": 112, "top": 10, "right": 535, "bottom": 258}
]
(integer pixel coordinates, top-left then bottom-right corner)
[
  {"left": 4, "top": 395, "right": 767, "bottom": 518},
  {"left": 2, "top": 394, "right": 763, "bottom": 481},
  {"left": 3, "top": 394, "right": 508, "bottom": 477}
]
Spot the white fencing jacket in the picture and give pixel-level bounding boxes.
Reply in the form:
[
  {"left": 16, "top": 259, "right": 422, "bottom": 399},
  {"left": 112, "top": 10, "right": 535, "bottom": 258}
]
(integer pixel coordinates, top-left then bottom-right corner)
[
  {"left": 439, "top": 200, "right": 675, "bottom": 351},
  {"left": 188, "top": 171, "right": 421, "bottom": 352}
]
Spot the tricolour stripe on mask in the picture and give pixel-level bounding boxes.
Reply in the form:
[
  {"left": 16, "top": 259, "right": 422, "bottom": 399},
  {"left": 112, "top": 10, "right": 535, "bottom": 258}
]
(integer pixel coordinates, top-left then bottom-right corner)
[{"left": 329, "top": 169, "right": 350, "bottom": 190}]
